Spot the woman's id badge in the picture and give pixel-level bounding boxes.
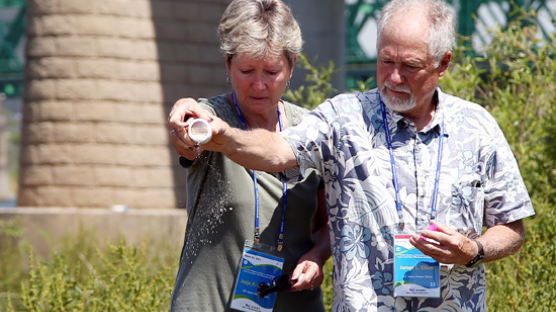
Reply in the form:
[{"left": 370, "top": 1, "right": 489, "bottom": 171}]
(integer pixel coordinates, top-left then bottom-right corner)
[
  {"left": 230, "top": 241, "right": 284, "bottom": 312},
  {"left": 393, "top": 235, "right": 440, "bottom": 298}
]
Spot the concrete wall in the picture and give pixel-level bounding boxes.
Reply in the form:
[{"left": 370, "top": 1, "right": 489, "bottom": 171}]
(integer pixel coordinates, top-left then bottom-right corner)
[
  {"left": 18, "top": 0, "right": 203, "bottom": 209},
  {"left": 0, "top": 207, "right": 187, "bottom": 257}
]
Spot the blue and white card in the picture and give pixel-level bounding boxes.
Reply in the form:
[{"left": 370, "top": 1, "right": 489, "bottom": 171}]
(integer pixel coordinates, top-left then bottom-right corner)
[
  {"left": 230, "top": 242, "right": 284, "bottom": 312},
  {"left": 394, "top": 235, "right": 440, "bottom": 298}
]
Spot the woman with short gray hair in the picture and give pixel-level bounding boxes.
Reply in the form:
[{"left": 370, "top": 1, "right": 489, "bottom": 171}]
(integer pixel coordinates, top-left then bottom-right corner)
[
  {"left": 168, "top": 1, "right": 330, "bottom": 311},
  {"left": 218, "top": 0, "right": 302, "bottom": 63}
]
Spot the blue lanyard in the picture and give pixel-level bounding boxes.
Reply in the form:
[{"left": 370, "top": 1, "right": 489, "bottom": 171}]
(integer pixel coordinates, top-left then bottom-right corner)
[
  {"left": 232, "top": 91, "right": 288, "bottom": 251},
  {"left": 378, "top": 95, "right": 444, "bottom": 231}
]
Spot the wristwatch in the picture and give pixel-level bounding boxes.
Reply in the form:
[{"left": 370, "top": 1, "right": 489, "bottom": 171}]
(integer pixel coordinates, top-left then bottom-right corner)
[{"left": 466, "top": 239, "right": 485, "bottom": 268}]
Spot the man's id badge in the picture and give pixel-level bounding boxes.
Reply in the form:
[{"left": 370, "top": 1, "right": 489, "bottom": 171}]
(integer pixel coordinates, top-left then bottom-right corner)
[
  {"left": 230, "top": 241, "right": 284, "bottom": 312},
  {"left": 394, "top": 235, "right": 440, "bottom": 298}
]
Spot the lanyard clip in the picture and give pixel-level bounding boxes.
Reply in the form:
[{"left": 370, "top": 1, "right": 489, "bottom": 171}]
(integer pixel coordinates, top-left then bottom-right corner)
[
  {"left": 277, "top": 233, "right": 284, "bottom": 252},
  {"left": 254, "top": 228, "right": 260, "bottom": 245}
]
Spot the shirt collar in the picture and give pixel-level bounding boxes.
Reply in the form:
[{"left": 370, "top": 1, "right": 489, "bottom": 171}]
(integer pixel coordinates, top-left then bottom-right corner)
[{"left": 431, "top": 88, "right": 450, "bottom": 136}]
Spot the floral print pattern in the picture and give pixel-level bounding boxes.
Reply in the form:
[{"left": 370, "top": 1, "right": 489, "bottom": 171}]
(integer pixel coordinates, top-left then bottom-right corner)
[
  {"left": 282, "top": 88, "right": 535, "bottom": 311},
  {"left": 339, "top": 223, "right": 372, "bottom": 260}
]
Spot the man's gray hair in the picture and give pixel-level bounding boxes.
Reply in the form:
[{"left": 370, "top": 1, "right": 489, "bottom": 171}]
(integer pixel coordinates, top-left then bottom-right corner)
[
  {"left": 218, "top": 0, "right": 302, "bottom": 65},
  {"left": 377, "top": 0, "right": 456, "bottom": 67}
]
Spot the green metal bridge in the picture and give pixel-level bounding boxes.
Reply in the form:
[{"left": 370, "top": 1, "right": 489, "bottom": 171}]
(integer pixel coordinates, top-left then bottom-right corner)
[{"left": 0, "top": 0, "right": 25, "bottom": 98}]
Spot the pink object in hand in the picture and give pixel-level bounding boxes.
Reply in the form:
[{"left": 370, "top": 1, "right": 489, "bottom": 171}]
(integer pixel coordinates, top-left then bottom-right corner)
[
  {"left": 420, "top": 223, "right": 438, "bottom": 241},
  {"left": 426, "top": 223, "right": 438, "bottom": 231}
]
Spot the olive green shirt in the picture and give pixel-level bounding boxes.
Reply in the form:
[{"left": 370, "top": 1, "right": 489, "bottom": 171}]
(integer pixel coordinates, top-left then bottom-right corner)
[{"left": 171, "top": 94, "right": 325, "bottom": 312}]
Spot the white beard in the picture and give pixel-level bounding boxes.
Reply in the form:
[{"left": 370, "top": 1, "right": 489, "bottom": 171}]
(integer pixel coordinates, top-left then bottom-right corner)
[{"left": 379, "top": 82, "right": 416, "bottom": 112}]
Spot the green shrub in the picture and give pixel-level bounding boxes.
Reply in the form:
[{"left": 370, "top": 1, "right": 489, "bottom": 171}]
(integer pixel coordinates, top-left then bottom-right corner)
[
  {"left": 320, "top": 259, "right": 334, "bottom": 312},
  {"left": 17, "top": 243, "right": 174, "bottom": 312},
  {"left": 0, "top": 222, "right": 176, "bottom": 312},
  {"left": 484, "top": 200, "right": 555, "bottom": 311},
  {"left": 0, "top": 219, "right": 29, "bottom": 310},
  {"left": 284, "top": 54, "right": 339, "bottom": 109}
]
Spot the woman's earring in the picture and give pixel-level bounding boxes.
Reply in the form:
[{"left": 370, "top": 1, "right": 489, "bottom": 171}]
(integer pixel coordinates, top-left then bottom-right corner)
[
  {"left": 286, "top": 80, "right": 291, "bottom": 89},
  {"left": 226, "top": 75, "right": 230, "bottom": 84}
]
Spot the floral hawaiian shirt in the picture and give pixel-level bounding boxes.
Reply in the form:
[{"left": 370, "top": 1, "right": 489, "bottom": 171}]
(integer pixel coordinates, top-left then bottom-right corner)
[{"left": 281, "top": 88, "right": 535, "bottom": 311}]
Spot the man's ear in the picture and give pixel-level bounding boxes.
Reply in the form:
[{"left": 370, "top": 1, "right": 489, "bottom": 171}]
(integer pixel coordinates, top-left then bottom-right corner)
[{"left": 438, "top": 51, "right": 452, "bottom": 77}]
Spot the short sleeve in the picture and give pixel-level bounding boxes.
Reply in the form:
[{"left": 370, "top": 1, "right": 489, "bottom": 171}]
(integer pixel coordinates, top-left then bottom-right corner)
[
  {"left": 281, "top": 100, "right": 339, "bottom": 180},
  {"left": 480, "top": 112, "right": 535, "bottom": 226}
]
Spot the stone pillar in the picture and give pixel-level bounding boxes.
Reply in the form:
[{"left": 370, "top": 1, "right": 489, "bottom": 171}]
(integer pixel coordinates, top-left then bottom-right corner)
[{"left": 18, "top": 0, "right": 184, "bottom": 209}]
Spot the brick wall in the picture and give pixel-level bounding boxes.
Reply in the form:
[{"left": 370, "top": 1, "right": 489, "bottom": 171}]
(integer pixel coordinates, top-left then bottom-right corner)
[{"left": 19, "top": 0, "right": 230, "bottom": 208}]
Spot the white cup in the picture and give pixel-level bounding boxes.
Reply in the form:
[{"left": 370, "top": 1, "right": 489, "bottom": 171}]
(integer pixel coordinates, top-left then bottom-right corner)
[{"left": 188, "top": 118, "right": 212, "bottom": 145}]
